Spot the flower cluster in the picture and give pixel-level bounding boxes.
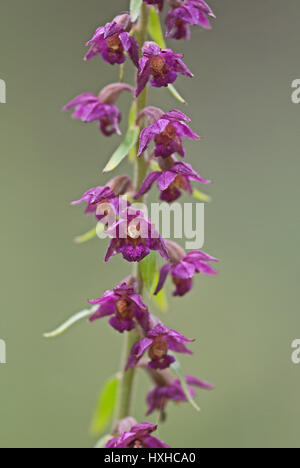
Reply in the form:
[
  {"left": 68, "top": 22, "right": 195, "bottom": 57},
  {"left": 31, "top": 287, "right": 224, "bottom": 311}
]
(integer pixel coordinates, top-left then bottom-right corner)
[{"left": 62, "top": 0, "right": 217, "bottom": 449}]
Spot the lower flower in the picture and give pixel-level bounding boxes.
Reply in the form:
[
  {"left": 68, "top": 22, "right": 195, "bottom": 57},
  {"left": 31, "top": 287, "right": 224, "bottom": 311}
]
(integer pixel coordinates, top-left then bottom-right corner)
[
  {"left": 106, "top": 421, "right": 170, "bottom": 448},
  {"left": 155, "top": 240, "right": 218, "bottom": 296},
  {"left": 146, "top": 373, "right": 214, "bottom": 418}
]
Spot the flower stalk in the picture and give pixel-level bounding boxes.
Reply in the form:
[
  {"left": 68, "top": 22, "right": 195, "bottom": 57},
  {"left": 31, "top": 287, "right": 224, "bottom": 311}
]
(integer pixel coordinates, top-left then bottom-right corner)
[{"left": 114, "top": 2, "right": 150, "bottom": 425}]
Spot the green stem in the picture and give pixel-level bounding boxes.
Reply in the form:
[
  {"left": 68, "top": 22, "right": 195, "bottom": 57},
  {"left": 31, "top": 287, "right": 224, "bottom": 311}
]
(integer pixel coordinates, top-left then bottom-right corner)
[{"left": 113, "top": 3, "right": 150, "bottom": 426}]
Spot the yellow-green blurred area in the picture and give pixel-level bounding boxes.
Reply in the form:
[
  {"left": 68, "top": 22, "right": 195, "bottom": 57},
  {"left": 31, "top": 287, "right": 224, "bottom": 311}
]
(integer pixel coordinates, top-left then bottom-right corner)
[{"left": 1, "top": 0, "right": 300, "bottom": 448}]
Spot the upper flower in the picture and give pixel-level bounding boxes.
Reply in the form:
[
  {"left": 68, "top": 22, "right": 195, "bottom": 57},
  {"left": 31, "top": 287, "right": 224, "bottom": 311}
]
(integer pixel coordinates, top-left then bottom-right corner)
[
  {"left": 146, "top": 374, "right": 214, "bottom": 417},
  {"left": 88, "top": 279, "right": 150, "bottom": 333},
  {"left": 166, "top": 0, "right": 216, "bottom": 40},
  {"left": 135, "top": 156, "right": 211, "bottom": 202},
  {"left": 85, "top": 13, "right": 139, "bottom": 67},
  {"left": 136, "top": 42, "right": 193, "bottom": 97},
  {"left": 126, "top": 322, "right": 194, "bottom": 370},
  {"left": 63, "top": 83, "right": 135, "bottom": 137},
  {"left": 143, "top": 0, "right": 164, "bottom": 12},
  {"left": 106, "top": 421, "right": 169, "bottom": 448},
  {"left": 155, "top": 241, "right": 218, "bottom": 296},
  {"left": 105, "top": 207, "right": 169, "bottom": 263},
  {"left": 138, "top": 109, "right": 200, "bottom": 158}
]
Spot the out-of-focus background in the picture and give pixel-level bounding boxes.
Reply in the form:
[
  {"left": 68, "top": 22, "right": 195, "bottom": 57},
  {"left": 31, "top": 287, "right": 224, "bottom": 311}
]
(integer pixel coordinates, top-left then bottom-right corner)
[{"left": 0, "top": 0, "right": 300, "bottom": 448}]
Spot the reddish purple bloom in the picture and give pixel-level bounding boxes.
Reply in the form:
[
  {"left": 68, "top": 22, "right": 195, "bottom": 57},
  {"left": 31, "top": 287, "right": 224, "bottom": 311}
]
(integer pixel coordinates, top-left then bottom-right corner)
[
  {"left": 106, "top": 421, "right": 169, "bottom": 448},
  {"left": 71, "top": 175, "right": 133, "bottom": 222},
  {"left": 88, "top": 281, "right": 150, "bottom": 333},
  {"left": 166, "top": 0, "right": 216, "bottom": 40},
  {"left": 126, "top": 323, "right": 194, "bottom": 370},
  {"left": 136, "top": 42, "right": 193, "bottom": 97},
  {"left": 85, "top": 14, "right": 139, "bottom": 67},
  {"left": 105, "top": 208, "right": 169, "bottom": 263},
  {"left": 143, "top": 0, "right": 164, "bottom": 11},
  {"left": 72, "top": 185, "right": 116, "bottom": 215},
  {"left": 138, "top": 110, "right": 200, "bottom": 158},
  {"left": 155, "top": 241, "right": 218, "bottom": 296},
  {"left": 63, "top": 93, "right": 121, "bottom": 136},
  {"left": 63, "top": 83, "right": 135, "bottom": 137},
  {"left": 135, "top": 157, "right": 211, "bottom": 202},
  {"left": 147, "top": 374, "right": 214, "bottom": 417}
]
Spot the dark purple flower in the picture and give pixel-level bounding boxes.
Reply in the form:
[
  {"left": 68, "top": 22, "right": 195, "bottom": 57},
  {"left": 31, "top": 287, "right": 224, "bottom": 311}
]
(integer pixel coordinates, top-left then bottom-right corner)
[
  {"left": 136, "top": 42, "right": 193, "bottom": 97},
  {"left": 166, "top": 0, "right": 216, "bottom": 40},
  {"left": 126, "top": 323, "right": 194, "bottom": 370},
  {"left": 135, "top": 157, "right": 211, "bottom": 202},
  {"left": 143, "top": 0, "right": 164, "bottom": 12},
  {"left": 155, "top": 241, "right": 218, "bottom": 296},
  {"left": 146, "top": 374, "right": 214, "bottom": 416},
  {"left": 63, "top": 93, "right": 121, "bottom": 136},
  {"left": 72, "top": 185, "right": 116, "bottom": 215},
  {"left": 71, "top": 175, "right": 133, "bottom": 222},
  {"left": 63, "top": 83, "right": 135, "bottom": 137},
  {"left": 85, "top": 14, "right": 139, "bottom": 67},
  {"left": 138, "top": 109, "right": 200, "bottom": 158},
  {"left": 106, "top": 421, "right": 170, "bottom": 448},
  {"left": 88, "top": 281, "right": 150, "bottom": 333},
  {"left": 105, "top": 208, "right": 169, "bottom": 263}
]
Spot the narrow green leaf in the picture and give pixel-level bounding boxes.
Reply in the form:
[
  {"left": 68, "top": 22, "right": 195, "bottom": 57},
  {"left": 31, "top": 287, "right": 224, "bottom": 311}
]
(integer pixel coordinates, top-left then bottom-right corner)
[
  {"left": 94, "top": 434, "right": 112, "bottom": 448},
  {"left": 148, "top": 6, "right": 166, "bottom": 49},
  {"left": 103, "top": 126, "right": 140, "bottom": 173},
  {"left": 168, "top": 84, "right": 187, "bottom": 104},
  {"left": 90, "top": 376, "right": 120, "bottom": 436},
  {"left": 130, "top": 0, "right": 143, "bottom": 22},
  {"left": 128, "top": 100, "right": 137, "bottom": 128},
  {"left": 43, "top": 306, "right": 98, "bottom": 338},
  {"left": 128, "top": 101, "right": 138, "bottom": 163},
  {"left": 171, "top": 359, "right": 201, "bottom": 412},
  {"left": 74, "top": 226, "right": 97, "bottom": 244},
  {"left": 193, "top": 189, "right": 211, "bottom": 203},
  {"left": 140, "top": 251, "right": 158, "bottom": 293}
]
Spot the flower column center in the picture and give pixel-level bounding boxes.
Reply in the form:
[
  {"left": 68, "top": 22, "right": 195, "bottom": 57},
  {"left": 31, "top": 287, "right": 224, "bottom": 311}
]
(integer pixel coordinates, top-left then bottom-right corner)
[
  {"left": 149, "top": 337, "right": 169, "bottom": 360},
  {"left": 150, "top": 55, "right": 168, "bottom": 77}
]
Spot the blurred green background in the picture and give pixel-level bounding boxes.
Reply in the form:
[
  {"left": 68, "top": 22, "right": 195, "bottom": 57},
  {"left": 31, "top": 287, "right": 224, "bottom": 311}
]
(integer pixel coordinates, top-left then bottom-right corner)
[{"left": 1, "top": 0, "right": 300, "bottom": 448}]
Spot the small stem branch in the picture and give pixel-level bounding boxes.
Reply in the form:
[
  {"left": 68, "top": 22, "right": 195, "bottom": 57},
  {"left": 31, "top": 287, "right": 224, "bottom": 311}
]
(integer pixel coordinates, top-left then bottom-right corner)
[{"left": 113, "top": 3, "right": 150, "bottom": 426}]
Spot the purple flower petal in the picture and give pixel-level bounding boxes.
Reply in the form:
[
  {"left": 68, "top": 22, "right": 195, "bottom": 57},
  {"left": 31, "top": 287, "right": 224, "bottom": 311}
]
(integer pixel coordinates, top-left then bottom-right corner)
[
  {"left": 134, "top": 171, "right": 161, "bottom": 199},
  {"left": 185, "top": 375, "right": 214, "bottom": 390},
  {"left": 172, "top": 260, "right": 196, "bottom": 279},
  {"left": 154, "top": 264, "right": 172, "bottom": 295},
  {"left": 126, "top": 338, "right": 153, "bottom": 370},
  {"left": 157, "top": 171, "right": 178, "bottom": 191}
]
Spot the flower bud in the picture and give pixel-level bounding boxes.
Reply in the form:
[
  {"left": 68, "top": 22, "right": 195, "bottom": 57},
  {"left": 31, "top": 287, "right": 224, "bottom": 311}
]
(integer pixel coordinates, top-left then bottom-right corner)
[
  {"left": 165, "top": 240, "right": 186, "bottom": 263},
  {"left": 98, "top": 83, "right": 135, "bottom": 105},
  {"left": 114, "top": 13, "right": 132, "bottom": 32},
  {"left": 107, "top": 175, "right": 134, "bottom": 197},
  {"left": 113, "top": 417, "right": 137, "bottom": 436},
  {"left": 137, "top": 106, "right": 164, "bottom": 126}
]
